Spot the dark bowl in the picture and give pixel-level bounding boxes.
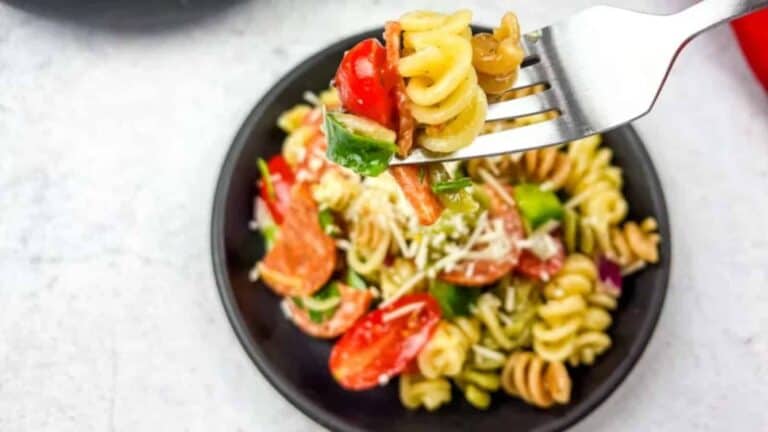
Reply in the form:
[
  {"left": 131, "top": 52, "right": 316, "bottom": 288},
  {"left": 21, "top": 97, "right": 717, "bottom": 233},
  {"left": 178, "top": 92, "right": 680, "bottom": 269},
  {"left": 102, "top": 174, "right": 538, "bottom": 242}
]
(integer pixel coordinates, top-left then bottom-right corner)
[{"left": 211, "top": 28, "right": 671, "bottom": 432}]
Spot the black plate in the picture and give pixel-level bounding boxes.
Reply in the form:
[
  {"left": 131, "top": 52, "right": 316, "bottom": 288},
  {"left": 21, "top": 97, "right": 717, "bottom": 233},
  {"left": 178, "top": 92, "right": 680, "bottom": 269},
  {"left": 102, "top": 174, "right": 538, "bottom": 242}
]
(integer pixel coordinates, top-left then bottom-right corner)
[{"left": 211, "top": 29, "right": 671, "bottom": 432}]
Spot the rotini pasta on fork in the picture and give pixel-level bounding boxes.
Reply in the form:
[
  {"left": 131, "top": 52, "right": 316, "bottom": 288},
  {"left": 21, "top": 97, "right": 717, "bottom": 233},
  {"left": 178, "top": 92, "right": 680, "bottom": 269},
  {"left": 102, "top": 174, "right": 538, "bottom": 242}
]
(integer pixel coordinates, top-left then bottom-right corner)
[{"left": 248, "top": 8, "right": 663, "bottom": 414}]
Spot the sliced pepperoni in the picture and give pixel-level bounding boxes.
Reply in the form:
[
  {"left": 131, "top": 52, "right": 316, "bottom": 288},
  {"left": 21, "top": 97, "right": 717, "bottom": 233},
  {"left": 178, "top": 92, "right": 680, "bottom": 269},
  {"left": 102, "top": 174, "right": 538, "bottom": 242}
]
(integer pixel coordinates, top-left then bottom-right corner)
[
  {"left": 516, "top": 236, "right": 566, "bottom": 282},
  {"left": 259, "top": 184, "right": 336, "bottom": 297},
  {"left": 383, "top": 21, "right": 415, "bottom": 157},
  {"left": 439, "top": 185, "right": 524, "bottom": 286},
  {"left": 389, "top": 166, "right": 443, "bottom": 226},
  {"left": 287, "top": 284, "right": 373, "bottom": 339}
]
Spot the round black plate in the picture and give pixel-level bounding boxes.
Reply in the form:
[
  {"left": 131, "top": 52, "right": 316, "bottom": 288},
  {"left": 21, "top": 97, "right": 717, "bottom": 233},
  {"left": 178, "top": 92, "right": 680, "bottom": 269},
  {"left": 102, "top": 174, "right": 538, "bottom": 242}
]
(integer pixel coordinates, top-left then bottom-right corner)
[{"left": 211, "top": 29, "right": 671, "bottom": 432}]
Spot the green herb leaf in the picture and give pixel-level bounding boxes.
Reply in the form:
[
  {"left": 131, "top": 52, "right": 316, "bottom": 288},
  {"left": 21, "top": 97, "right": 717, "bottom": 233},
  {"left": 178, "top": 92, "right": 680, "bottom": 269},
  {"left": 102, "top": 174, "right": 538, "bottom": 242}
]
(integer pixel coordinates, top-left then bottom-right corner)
[
  {"left": 261, "top": 224, "right": 279, "bottom": 250},
  {"left": 431, "top": 177, "right": 473, "bottom": 194},
  {"left": 318, "top": 209, "right": 339, "bottom": 236},
  {"left": 257, "top": 158, "right": 275, "bottom": 199},
  {"left": 429, "top": 279, "right": 478, "bottom": 318},
  {"left": 346, "top": 269, "right": 368, "bottom": 290}
]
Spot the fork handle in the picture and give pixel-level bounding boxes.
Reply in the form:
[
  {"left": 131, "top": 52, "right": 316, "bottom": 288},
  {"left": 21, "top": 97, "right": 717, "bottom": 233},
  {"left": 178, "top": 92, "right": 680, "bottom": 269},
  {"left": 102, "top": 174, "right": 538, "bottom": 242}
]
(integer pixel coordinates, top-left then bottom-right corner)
[{"left": 675, "top": 0, "right": 768, "bottom": 39}]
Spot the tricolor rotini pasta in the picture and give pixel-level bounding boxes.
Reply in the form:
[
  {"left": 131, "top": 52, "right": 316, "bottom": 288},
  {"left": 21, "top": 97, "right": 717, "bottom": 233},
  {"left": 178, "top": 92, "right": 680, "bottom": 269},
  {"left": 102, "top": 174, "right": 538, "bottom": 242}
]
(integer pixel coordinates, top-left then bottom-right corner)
[{"left": 250, "top": 8, "right": 663, "bottom": 415}]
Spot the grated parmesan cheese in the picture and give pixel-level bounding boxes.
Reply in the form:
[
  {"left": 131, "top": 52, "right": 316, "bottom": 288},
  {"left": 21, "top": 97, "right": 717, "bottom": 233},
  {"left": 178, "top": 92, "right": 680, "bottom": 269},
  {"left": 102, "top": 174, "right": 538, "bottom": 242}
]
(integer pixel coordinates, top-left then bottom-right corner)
[
  {"left": 379, "top": 271, "right": 427, "bottom": 308},
  {"left": 382, "top": 302, "right": 425, "bottom": 322},
  {"left": 505, "top": 285, "right": 516, "bottom": 312},
  {"left": 248, "top": 265, "right": 261, "bottom": 282},
  {"left": 472, "top": 345, "right": 507, "bottom": 362},
  {"left": 280, "top": 298, "right": 293, "bottom": 320},
  {"left": 478, "top": 168, "right": 516, "bottom": 208}
]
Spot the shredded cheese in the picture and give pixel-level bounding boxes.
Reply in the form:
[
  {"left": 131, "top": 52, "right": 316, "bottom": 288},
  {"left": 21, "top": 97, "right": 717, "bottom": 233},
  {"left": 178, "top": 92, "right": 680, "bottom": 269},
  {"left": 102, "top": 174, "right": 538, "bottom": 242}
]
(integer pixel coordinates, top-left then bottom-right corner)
[
  {"left": 472, "top": 345, "right": 507, "bottom": 362},
  {"left": 279, "top": 298, "right": 293, "bottom": 320},
  {"left": 378, "top": 271, "right": 427, "bottom": 308},
  {"left": 504, "top": 285, "right": 516, "bottom": 312},
  {"left": 478, "top": 168, "right": 516, "bottom": 208},
  {"left": 248, "top": 265, "right": 260, "bottom": 282},
  {"left": 382, "top": 302, "right": 425, "bottom": 322},
  {"left": 335, "top": 239, "right": 351, "bottom": 251},
  {"left": 387, "top": 217, "right": 409, "bottom": 256}
]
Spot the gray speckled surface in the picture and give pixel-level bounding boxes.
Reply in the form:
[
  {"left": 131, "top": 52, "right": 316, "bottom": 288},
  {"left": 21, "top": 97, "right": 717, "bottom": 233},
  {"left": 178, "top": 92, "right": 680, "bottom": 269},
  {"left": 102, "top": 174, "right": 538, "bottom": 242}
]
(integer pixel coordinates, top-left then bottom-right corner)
[{"left": 1, "top": 0, "right": 767, "bottom": 431}]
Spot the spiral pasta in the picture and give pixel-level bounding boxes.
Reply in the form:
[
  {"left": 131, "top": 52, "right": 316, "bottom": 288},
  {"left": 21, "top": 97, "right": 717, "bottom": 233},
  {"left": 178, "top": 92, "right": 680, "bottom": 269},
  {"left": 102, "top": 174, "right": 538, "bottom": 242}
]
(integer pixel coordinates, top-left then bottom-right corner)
[
  {"left": 609, "top": 218, "right": 661, "bottom": 269},
  {"left": 311, "top": 169, "right": 361, "bottom": 212},
  {"left": 380, "top": 258, "right": 423, "bottom": 300},
  {"left": 501, "top": 351, "right": 571, "bottom": 408},
  {"left": 399, "top": 373, "right": 452, "bottom": 411},
  {"left": 522, "top": 146, "right": 572, "bottom": 192},
  {"left": 472, "top": 12, "right": 525, "bottom": 95},
  {"left": 418, "top": 321, "right": 471, "bottom": 378},
  {"left": 281, "top": 124, "right": 318, "bottom": 167},
  {"left": 277, "top": 104, "right": 312, "bottom": 133},
  {"left": 568, "top": 291, "right": 617, "bottom": 366},
  {"left": 347, "top": 194, "right": 392, "bottom": 276},
  {"left": 455, "top": 368, "right": 501, "bottom": 409},
  {"left": 399, "top": 10, "right": 488, "bottom": 153}
]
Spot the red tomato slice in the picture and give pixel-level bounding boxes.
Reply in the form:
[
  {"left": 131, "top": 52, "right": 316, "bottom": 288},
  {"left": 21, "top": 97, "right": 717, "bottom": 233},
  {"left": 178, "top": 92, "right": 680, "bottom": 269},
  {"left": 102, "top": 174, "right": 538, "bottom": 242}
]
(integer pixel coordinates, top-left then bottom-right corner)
[
  {"left": 440, "top": 185, "right": 524, "bottom": 286},
  {"left": 334, "top": 38, "right": 396, "bottom": 128},
  {"left": 259, "top": 155, "right": 295, "bottom": 225},
  {"left": 389, "top": 166, "right": 443, "bottom": 226},
  {"left": 258, "top": 184, "right": 336, "bottom": 297},
  {"left": 383, "top": 21, "right": 415, "bottom": 156},
  {"left": 287, "top": 284, "right": 373, "bottom": 339},
  {"left": 329, "top": 293, "right": 442, "bottom": 390},
  {"left": 516, "top": 235, "right": 566, "bottom": 282}
]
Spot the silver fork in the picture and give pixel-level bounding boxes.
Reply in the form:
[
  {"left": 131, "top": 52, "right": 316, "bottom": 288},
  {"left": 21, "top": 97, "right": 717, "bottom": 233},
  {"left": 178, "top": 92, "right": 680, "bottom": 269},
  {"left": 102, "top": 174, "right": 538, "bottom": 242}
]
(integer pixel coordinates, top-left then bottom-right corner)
[{"left": 390, "top": 0, "right": 768, "bottom": 166}]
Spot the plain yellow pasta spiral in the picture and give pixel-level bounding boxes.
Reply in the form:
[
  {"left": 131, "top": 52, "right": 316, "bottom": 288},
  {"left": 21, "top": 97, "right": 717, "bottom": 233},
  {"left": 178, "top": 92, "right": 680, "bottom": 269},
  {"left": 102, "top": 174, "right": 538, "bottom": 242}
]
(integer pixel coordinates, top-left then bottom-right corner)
[
  {"left": 418, "top": 321, "right": 471, "bottom": 378},
  {"left": 542, "top": 254, "right": 597, "bottom": 300},
  {"left": 347, "top": 195, "right": 391, "bottom": 276},
  {"left": 281, "top": 124, "right": 317, "bottom": 167},
  {"left": 277, "top": 104, "right": 311, "bottom": 133},
  {"left": 399, "top": 373, "right": 452, "bottom": 411},
  {"left": 533, "top": 294, "right": 586, "bottom": 362},
  {"left": 568, "top": 291, "right": 617, "bottom": 366},
  {"left": 311, "top": 169, "right": 360, "bottom": 212},
  {"left": 501, "top": 352, "right": 572, "bottom": 408},
  {"left": 472, "top": 12, "right": 525, "bottom": 95},
  {"left": 399, "top": 10, "right": 488, "bottom": 153}
]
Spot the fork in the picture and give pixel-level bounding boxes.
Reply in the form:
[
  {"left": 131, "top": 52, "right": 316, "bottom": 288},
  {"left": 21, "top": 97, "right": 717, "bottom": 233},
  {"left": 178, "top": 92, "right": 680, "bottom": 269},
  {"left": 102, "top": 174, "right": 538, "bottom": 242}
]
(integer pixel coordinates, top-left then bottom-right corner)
[{"left": 390, "top": 0, "right": 768, "bottom": 166}]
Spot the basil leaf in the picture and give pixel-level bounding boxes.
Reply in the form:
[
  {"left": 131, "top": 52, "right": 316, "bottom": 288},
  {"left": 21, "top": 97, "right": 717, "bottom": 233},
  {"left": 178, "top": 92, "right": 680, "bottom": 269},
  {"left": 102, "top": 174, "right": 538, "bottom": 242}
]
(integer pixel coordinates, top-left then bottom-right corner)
[{"left": 429, "top": 280, "right": 478, "bottom": 318}]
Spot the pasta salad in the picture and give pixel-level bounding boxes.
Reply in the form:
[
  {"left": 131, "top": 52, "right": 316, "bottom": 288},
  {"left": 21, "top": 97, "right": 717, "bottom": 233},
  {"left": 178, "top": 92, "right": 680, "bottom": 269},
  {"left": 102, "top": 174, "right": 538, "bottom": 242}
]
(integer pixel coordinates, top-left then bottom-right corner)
[{"left": 250, "top": 10, "right": 661, "bottom": 412}]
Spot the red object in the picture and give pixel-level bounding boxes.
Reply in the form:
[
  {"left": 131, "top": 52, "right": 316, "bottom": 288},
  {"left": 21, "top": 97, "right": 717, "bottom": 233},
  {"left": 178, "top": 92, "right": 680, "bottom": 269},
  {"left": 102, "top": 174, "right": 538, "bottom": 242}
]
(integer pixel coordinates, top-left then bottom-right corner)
[
  {"left": 334, "top": 38, "right": 396, "bottom": 128},
  {"left": 516, "top": 236, "right": 566, "bottom": 282},
  {"left": 439, "top": 185, "right": 524, "bottom": 286},
  {"left": 287, "top": 284, "right": 373, "bottom": 339},
  {"left": 259, "top": 155, "right": 295, "bottom": 224},
  {"left": 259, "top": 184, "right": 336, "bottom": 297},
  {"left": 383, "top": 21, "right": 415, "bottom": 156},
  {"left": 732, "top": 10, "right": 768, "bottom": 90},
  {"left": 329, "top": 293, "right": 441, "bottom": 390},
  {"left": 389, "top": 166, "right": 443, "bottom": 226}
]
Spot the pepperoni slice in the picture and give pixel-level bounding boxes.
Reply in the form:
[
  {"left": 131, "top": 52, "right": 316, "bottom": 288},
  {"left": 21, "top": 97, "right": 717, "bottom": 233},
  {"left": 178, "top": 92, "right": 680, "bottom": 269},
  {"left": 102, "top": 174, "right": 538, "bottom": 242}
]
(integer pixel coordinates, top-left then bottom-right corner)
[
  {"left": 287, "top": 284, "right": 373, "bottom": 339},
  {"left": 389, "top": 166, "right": 443, "bottom": 226},
  {"left": 516, "top": 236, "right": 566, "bottom": 282},
  {"left": 439, "top": 185, "right": 524, "bottom": 286},
  {"left": 384, "top": 21, "right": 415, "bottom": 157},
  {"left": 258, "top": 184, "right": 336, "bottom": 297}
]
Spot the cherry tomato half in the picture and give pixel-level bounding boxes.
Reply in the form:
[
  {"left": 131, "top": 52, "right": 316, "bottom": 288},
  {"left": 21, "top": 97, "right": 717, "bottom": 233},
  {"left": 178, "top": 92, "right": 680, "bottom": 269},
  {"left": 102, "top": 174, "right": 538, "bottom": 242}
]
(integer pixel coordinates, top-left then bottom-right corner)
[
  {"left": 259, "top": 155, "right": 295, "bottom": 224},
  {"left": 335, "top": 38, "right": 396, "bottom": 129},
  {"left": 516, "top": 236, "right": 566, "bottom": 282},
  {"left": 329, "top": 293, "right": 442, "bottom": 390}
]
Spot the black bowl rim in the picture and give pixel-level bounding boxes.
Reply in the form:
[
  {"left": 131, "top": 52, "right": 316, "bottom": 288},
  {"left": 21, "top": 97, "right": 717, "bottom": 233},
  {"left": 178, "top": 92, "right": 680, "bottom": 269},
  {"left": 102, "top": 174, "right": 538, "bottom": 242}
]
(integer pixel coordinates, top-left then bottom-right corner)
[{"left": 211, "top": 29, "right": 671, "bottom": 432}]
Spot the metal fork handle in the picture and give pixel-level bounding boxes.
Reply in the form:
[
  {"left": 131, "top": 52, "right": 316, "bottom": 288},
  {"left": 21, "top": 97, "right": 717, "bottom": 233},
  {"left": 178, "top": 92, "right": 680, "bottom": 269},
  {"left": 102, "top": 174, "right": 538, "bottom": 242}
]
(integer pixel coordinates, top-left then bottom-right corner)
[{"left": 674, "top": 0, "right": 768, "bottom": 39}]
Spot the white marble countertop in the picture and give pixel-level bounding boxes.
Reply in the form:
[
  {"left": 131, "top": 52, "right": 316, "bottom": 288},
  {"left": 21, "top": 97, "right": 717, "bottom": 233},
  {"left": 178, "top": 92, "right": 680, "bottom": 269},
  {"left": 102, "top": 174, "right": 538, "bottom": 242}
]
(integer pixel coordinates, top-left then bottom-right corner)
[{"left": 1, "top": 0, "right": 767, "bottom": 430}]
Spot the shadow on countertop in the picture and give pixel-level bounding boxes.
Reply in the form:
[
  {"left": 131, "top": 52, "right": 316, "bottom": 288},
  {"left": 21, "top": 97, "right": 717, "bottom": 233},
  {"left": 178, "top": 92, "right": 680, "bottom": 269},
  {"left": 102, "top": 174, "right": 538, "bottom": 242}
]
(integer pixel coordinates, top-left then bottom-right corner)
[{"left": 2, "top": 0, "right": 247, "bottom": 32}]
